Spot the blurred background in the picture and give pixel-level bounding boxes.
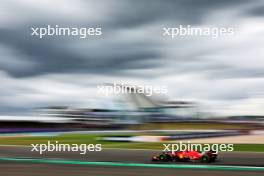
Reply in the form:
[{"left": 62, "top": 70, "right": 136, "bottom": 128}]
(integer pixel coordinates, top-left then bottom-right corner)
[
  {"left": 0, "top": 1, "right": 264, "bottom": 173},
  {"left": 1, "top": 1, "right": 264, "bottom": 176}
]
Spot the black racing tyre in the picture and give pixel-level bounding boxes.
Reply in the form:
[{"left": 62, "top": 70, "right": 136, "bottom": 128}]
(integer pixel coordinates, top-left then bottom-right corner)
[
  {"left": 200, "top": 155, "right": 210, "bottom": 163},
  {"left": 159, "top": 154, "right": 166, "bottom": 161},
  {"left": 159, "top": 154, "right": 171, "bottom": 161}
]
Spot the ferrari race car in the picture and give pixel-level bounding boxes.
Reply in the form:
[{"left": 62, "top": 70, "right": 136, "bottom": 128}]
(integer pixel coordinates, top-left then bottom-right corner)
[{"left": 152, "top": 150, "right": 217, "bottom": 163}]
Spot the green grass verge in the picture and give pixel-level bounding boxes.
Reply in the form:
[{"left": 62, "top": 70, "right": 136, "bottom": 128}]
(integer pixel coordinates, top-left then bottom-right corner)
[{"left": 0, "top": 133, "right": 263, "bottom": 152}]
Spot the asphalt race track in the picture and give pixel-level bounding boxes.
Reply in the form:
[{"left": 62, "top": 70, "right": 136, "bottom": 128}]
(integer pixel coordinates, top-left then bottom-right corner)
[
  {"left": 1, "top": 163, "right": 264, "bottom": 176},
  {"left": 0, "top": 146, "right": 263, "bottom": 176},
  {"left": 0, "top": 146, "right": 263, "bottom": 166}
]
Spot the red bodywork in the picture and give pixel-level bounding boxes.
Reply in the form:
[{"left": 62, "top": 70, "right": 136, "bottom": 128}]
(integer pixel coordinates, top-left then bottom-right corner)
[
  {"left": 175, "top": 150, "right": 203, "bottom": 160},
  {"left": 152, "top": 150, "right": 217, "bottom": 163}
]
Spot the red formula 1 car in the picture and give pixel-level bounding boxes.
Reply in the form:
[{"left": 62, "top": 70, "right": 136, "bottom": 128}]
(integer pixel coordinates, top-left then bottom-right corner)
[{"left": 152, "top": 150, "right": 217, "bottom": 163}]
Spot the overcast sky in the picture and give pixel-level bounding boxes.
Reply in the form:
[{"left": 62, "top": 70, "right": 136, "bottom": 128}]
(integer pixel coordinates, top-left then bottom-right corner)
[{"left": 0, "top": 0, "right": 264, "bottom": 116}]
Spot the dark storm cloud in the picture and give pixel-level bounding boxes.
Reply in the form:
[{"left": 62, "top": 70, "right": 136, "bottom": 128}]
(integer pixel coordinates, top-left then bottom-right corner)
[
  {"left": 107, "top": 0, "right": 249, "bottom": 28},
  {"left": 0, "top": 28, "right": 161, "bottom": 77},
  {"left": 246, "top": 6, "right": 264, "bottom": 16},
  {"left": 0, "top": 0, "right": 253, "bottom": 78}
]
